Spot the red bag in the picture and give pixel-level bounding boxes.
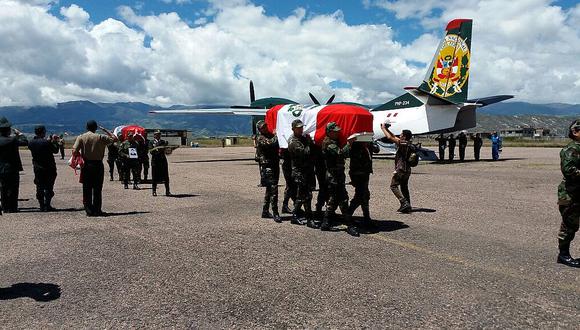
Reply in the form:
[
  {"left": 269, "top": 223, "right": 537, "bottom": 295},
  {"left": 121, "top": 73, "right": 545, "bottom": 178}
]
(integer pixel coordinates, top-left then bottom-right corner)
[{"left": 68, "top": 153, "right": 84, "bottom": 178}]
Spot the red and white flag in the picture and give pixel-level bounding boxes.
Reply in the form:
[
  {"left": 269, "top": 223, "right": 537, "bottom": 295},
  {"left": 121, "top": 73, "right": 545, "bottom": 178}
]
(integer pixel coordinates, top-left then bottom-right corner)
[{"left": 265, "top": 104, "right": 374, "bottom": 148}]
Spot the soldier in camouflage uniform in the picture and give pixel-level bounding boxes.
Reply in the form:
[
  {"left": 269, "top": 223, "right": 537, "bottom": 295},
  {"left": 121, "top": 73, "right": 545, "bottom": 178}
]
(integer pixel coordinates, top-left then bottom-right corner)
[
  {"left": 288, "top": 119, "right": 314, "bottom": 225},
  {"left": 255, "top": 120, "right": 281, "bottom": 223},
  {"left": 348, "top": 141, "right": 380, "bottom": 225},
  {"left": 280, "top": 148, "right": 296, "bottom": 214},
  {"left": 556, "top": 120, "right": 580, "bottom": 267},
  {"left": 118, "top": 132, "right": 141, "bottom": 190},
  {"left": 321, "top": 122, "right": 359, "bottom": 236}
]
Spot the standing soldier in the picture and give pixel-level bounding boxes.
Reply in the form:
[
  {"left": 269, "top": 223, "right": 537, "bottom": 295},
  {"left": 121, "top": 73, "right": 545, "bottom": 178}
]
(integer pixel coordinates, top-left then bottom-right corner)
[
  {"left": 321, "top": 122, "right": 358, "bottom": 236},
  {"left": 137, "top": 136, "right": 150, "bottom": 182},
  {"left": 0, "top": 117, "right": 27, "bottom": 213},
  {"left": 280, "top": 148, "right": 296, "bottom": 214},
  {"left": 556, "top": 120, "right": 580, "bottom": 268},
  {"left": 457, "top": 131, "right": 468, "bottom": 161},
  {"left": 72, "top": 120, "right": 117, "bottom": 216},
  {"left": 288, "top": 119, "right": 314, "bottom": 225},
  {"left": 348, "top": 141, "right": 380, "bottom": 225},
  {"left": 107, "top": 142, "right": 119, "bottom": 181},
  {"left": 435, "top": 134, "right": 446, "bottom": 161},
  {"left": 150, "top": 130, "right": 171, "bottom": 196},
  {"left": 119, "top": 132, "right": 141, "bottom": 190},
  {"left": 447, "top": 133, "right": 456, "bottom": 161},
  {"left": 472, "top": 133, "right": 483, "bottom": 161},
  {"left": 28, "top": 126, "right": 59, "bottom": 211},
  {"left": 58, "top": 134, "right": 65, "bottom": 160},
  {"left": 380, "top": 122, "right": 413, "bottom": 213},
  {"left": 255, "top": 121, "right": 281, "bottom": 223}
]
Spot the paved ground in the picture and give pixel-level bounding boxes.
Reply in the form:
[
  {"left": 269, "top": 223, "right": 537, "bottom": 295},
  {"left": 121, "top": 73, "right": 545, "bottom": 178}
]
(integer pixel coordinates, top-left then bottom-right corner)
[{"left": 0, "top": 146, "right": 578, "bottom": 328}]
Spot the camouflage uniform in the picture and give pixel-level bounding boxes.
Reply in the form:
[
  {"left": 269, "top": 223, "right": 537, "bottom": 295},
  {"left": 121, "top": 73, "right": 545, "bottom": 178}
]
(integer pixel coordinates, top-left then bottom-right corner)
[
  {"left": 288, "top": 132, "right": 314, "bottom": 223},
  {"left": 256, "top": 127, "right": 280, "bottom": 220},
  {"left": 119, "top": 139, "right": 141, "bottom": 189},
  {"left": 321, "top": 134, "right": 351, "bottom": 230},
  {"left": 312, "top": 144, "right": 328, "bottom": 217},
  {"left": 557, "top": 140, "right": 580, "bottom": 264},
  {"left": 280, "top": 148, "right": 296, "bottom": 213},
  {"left": 349, "top": 142, "right": 379, "bottom": 222}
]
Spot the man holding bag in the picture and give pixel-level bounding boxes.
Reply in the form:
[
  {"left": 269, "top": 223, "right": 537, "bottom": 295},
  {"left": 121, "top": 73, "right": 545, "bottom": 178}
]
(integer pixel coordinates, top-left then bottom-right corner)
[{"left": 72, "top": 120, "right": 117, "bottom": 217}]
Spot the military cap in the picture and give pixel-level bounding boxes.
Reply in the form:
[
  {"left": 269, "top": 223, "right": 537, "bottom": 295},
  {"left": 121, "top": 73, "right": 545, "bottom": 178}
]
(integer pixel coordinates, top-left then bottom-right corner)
[
  {"left": 291, "top": 119, "right": 304, "bottom": 129},
  {"left": 326, "top": 121, "right": 341, "bottom": 133},
  {"left": 568, "top": 119, "right": 580, "bottom": 138},
  {"left": 0, "top": 117, "right": 12, "bottom": 128},
  {"left": 154, "top": 130, "right": 162, "bottom": 135},
  {"left": 256, "top": 120, "right": 267, "bottom": 130}
]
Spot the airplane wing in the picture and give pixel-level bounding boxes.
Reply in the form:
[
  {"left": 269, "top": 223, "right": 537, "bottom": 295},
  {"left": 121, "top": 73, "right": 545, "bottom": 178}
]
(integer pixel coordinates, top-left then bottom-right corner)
[
  {"left": 149, "top": 108, "right": 268, "bottom": 116},
  {"left": 466, "top": 95, "right": 514, "bottom": 107}
]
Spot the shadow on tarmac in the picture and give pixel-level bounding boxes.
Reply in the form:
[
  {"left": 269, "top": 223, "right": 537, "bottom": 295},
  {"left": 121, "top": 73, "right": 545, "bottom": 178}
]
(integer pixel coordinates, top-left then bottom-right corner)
[
  {"left": 428, "top": 157, "right": 526, "bottom": 164},
  {"left": 276, "top": 215, "right": 409, "bottom": 235},
  {"left": 173, "top": 158, "right": 254, "bottom": 164},
  {"left": 18, "top": 207, "right": 85, "bottom": 213},
  {"left": 165, "top": 193, "right": 199, "bottom": 198},
  {"left": 98, "top": 211, "right": 151, "bottom": 217},
  {"left": 0, "top": 283, "right": 61, "bottom": 302}
]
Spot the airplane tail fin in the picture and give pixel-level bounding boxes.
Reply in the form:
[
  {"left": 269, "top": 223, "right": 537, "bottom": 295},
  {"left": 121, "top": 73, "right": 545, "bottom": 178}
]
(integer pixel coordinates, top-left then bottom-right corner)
[{"left": 418, "top": 19, "right": 472, "bottom": 103}]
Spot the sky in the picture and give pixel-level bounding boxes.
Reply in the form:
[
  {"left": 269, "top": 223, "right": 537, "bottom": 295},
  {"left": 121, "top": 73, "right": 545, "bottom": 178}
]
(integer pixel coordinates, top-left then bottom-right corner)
[{"left": 0, "top": 0, "right": 579, "bottom": 106}]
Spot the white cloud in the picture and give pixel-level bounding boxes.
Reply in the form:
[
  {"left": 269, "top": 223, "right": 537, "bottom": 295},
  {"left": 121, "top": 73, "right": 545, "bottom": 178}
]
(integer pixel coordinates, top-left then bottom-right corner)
[{"left": 0, "top": 0, "right": 578, "bottom": 106}]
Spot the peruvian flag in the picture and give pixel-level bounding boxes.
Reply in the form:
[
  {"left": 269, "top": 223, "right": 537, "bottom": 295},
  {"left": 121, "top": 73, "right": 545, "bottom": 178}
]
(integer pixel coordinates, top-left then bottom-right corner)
[{"left": 265, "top": 104, "right": 374, "bottom": 148}]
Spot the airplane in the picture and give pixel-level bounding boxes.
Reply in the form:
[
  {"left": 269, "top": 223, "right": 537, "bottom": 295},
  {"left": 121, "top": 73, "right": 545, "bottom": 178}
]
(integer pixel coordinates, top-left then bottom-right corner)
[{"left": 150, "top": 19, "right": 513, "bottom": 152}]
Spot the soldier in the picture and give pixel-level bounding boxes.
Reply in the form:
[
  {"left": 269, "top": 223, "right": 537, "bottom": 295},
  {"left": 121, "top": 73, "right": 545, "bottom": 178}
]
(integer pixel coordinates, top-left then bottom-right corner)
[
  {"left": 447, "top": 133, "right": 456, "bottom": 161},
  {"left": 457, "top": 131, "right": 468, "bottom": 161},
  {"left": 435, "top": 133, "right": 446, "bottom": 161},
  {"left": 280, "top": 148, "right": 296, "bottom": 214},
  {"left": 58, "top": 134, "right": 65, "bottom": 160},
  {"left": 288, "top": 119, "right": 314, "bottom": 225},
  {"left": 28, "top": 126, "right": 59, "bottom": 211},
  {"left": 118, "top": 132, "right": 141, "bottom": 190},
  {"left": 72, "top": 120, "right": 117, "bottom": 216},
  {"left": 149, "top": 130, "right": 171, "bottom": 196},
  {"left": 107, "top": 142, "right": 119, "bottom": 181},
  {"left": 0, "top": 117, "right": 28, "bottom": 213},
  {"left": 348, "top": 140, "right": 380, "bottom": 225},
  {"left": 137, "top": 136, "right": 150, "bottom": 182},
  {"left": 472, "top": 133, "right": 483, "bottom": 161},
  {"left": 556, "top": 120, "right": 580, "bottom": 268},
  {"left": 255, "top": 121, "right": 281, "bottom": 223},
  {"left": 321, "top": 122, "right": 359, "bottom": 236},
  {"left": 380, "top": 122, "right": 413, "bottom": 213}
]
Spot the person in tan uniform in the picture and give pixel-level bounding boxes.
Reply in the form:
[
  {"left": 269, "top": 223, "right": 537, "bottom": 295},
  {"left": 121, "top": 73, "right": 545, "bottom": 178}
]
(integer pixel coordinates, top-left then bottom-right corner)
[{"left": 72, "top": 120, "right": 117, "bottom": 216}]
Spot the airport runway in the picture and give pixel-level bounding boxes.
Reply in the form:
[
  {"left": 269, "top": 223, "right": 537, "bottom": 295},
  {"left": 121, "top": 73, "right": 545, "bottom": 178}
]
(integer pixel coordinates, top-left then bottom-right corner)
[{"left": 0, "top": 146, "right": 578, "bottom": 328}]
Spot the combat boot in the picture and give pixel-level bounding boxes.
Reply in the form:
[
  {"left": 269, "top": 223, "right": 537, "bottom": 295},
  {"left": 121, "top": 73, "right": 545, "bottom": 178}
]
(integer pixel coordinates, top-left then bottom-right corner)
[
  {"left": 397, "top": 201, "right": 412, "bottom": 214},
  {"left": 557, "top": 246, "right": 580, "bottom": 268},
  {"left": 133, "top": 183, "right": 140, "bottom": 190},
  {"left": 165, "top": 183, "right": 171, "bottom": 196},
  {"left": 306, "top": 211, "right": 320, "bottom": 229},
  {"left": 282, "top": 203, "right": 292, "bottom": 214},
  {"left": 152, "top": 186, "right": 157, "bottom": 197},
  {"left": 291, "top": 211, "right": 305, "bottom": 225},
  {"left": 45, "top": 196, "right": 56, "bottom": 212},
  {"left": 124, "top": 182, "right": 129, "bottom": 189},
  {"left": 273, "top": 212, "right": 282, "bottom": 223},
  {"left": 261, "top": 206, "right": 273, "bottom": 219},
  {"left": 346, "top": 224, "right": 360, "bottom": 237},
  {"left": 320, "top": 211, "right": 332, "bottom": 231}
]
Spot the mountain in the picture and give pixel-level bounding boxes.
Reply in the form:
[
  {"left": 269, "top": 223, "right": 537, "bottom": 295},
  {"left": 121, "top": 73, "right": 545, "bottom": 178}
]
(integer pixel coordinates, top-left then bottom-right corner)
[{"left": 1, "top": 100, "right": 579, "bottom": 136}]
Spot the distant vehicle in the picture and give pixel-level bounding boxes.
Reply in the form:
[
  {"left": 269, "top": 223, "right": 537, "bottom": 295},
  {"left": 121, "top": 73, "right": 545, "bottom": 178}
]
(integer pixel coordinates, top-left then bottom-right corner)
[{"left": 150, "top": 19, "right": 512, "bottom": 155}]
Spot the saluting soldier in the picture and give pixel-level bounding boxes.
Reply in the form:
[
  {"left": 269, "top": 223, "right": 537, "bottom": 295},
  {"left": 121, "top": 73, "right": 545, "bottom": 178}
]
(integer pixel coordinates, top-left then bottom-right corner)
[
  {"left": 556, "top": 120, "right": 580, "bottom": 268},
  {"left": 348, "top": 140, "right": 380, "bottom": 225},
  {"left": 381, "top": 122, "right": 413, "bottom": 213},
  {"left": 448, "top": 133, "right": 456, "bottom": 161},
  {"left": 472, "top": 133, "right": 483, "bottom": 161},
  {"left": 321, "top": 122, "right": 359, "bottom": 236},
  {"left": 28, "top": 125, "right": 59, "bottom": 211},
  {"left": 280, "top": 148, "right": 296, "bottom": 214},
  {"left": 255, "top": 121, "right": 281, "bottom": 223},
  {"left": 288, "top": 119, "right": 314, "bottom": 225},
  {"left": 119, "top": 132, "right": 141, "bottom": 190},
  {"left": 149, "top": 130, "right": 171, "bottom": 196},
  {"left": 107, "top": 141, "right": 119, "bottom": 181},
  {"left": 0, "top": 117, "right": 28, "bottom": 213}
]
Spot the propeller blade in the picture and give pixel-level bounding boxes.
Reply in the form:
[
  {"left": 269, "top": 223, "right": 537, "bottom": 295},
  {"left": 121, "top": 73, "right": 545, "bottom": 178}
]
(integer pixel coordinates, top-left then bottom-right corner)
[
  {"left": 309, "top": 92, "right": 320, "bottom": 105},
  {"left": 326, "top": 94, "right": 335, "bottom": 104},
  {"left": 249, "top": 80, "right": 256, "bottom": 103}
]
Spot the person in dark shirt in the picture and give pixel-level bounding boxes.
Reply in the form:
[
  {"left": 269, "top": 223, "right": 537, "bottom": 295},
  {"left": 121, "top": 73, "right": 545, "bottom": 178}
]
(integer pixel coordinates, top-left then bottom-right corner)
[
  {"left": 448, "top": 134, "right": 457, "bottom": 161},
  {"left": 457, "top": 131, "right": 468, "bottom": 161},
  {"left": 0, "top": 117, "right": 28, "bottom": 213},
  {"left": 380, "top": 122, "right": 413, "bottom": 213},
  {"left": 435, "top": 134, "right": 446, "bottom": 161},
  {"left": 472, "top": 133, "right": 483, "bottom": 161},
  {"left": 28, "top": 125, "right": 59, "bottom": 211}
]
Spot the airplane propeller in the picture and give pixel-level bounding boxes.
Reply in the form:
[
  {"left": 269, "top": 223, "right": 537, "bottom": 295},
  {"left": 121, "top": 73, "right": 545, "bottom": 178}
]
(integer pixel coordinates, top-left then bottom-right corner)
[
  {"left": 309, "top": 92, "right": 336, "bottom": 105},
  {"left": 249, "top": 80, "right": 256, "bottom": 103}
]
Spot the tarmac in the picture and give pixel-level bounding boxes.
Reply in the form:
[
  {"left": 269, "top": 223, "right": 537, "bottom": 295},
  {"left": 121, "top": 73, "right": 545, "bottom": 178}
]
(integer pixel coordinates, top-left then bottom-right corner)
[{"left": 0, "top": 146, "right": 578, "bottom": 328}]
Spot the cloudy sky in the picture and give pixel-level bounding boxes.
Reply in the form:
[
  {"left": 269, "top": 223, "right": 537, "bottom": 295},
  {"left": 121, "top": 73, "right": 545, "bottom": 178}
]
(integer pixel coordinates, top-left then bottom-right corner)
[{"left": 0, "top": 0, "right": 578, "bottom": 106}]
